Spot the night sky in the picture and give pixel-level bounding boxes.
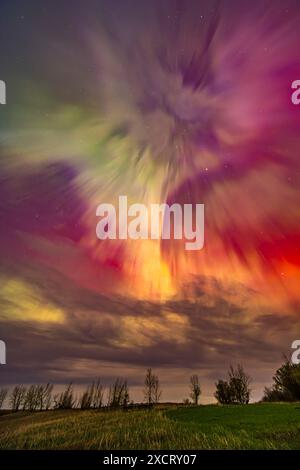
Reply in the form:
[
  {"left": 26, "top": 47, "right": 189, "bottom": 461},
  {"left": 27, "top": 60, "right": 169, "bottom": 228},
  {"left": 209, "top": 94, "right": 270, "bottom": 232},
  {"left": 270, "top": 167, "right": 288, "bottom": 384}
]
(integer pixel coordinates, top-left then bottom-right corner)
[{"left": 0, "top": 0, "right": 300, "bottom": 402}]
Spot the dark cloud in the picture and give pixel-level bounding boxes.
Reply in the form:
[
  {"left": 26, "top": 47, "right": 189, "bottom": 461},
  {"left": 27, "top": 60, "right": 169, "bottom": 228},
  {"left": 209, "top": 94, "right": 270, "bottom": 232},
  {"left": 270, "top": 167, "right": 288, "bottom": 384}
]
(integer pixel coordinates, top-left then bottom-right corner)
[{"left": 0, "top": 263, "right": 298, "bottom": 398}]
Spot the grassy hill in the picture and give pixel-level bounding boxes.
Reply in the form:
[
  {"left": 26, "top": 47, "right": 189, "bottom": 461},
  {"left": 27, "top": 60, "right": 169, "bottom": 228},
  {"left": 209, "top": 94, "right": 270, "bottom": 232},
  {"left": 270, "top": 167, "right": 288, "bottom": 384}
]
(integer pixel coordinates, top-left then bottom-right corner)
[{"left": 0, "top": 403, "right": 299, "bottom": 450}]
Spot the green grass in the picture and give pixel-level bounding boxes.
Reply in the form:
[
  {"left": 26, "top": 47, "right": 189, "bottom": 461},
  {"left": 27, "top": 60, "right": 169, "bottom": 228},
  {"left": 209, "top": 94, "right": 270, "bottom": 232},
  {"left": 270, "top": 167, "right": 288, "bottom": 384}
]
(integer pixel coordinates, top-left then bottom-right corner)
[{"left": 0, "top": 403, "right": 299, "bottom": 450}]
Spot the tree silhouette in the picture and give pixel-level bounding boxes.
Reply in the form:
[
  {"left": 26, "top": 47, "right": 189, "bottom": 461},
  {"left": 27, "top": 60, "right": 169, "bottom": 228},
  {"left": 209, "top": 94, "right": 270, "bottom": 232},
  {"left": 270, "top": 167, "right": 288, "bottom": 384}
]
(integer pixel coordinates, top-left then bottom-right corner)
[{"left": 189, "top": 375, "right": 201, "bottom": 405}]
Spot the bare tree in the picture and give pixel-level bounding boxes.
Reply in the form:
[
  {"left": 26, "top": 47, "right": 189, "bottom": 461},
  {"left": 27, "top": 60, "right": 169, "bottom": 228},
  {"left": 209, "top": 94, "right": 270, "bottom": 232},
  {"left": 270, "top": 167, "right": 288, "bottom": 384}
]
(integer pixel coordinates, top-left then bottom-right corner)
[
  {"left": 79, "top": 382, "right": 95, "bottom": 410},
  {"left": 108, "top": 378, "right": 129, "bottom": 407},
  {"left": 23, "top": 385, "right": 39, "bottom": 411},
  {"left": 37, "top": 384, "right": 53, "bottom": 410},
  {"left": 0, "top": 388, "right": 8, "bottom": 409},
  {"left": 53, "top": 383, "right": 75, "bottom": 409},
  {"left": 153, "top": 375, "right": 161, "bottom": 404},
  {"left": 92, "top": 380, "right": 104, "bottom": 408},
  {"left": 42, "top": 384, "right": 53, "bottom": 410},
  {"left": 144, "top": 368, "right": 154, "bottom": 405},
  {"left": 10, "top": 386, "right": 27, "bottom": 411},
  {"left": 79, "top": 379, "right": 105, "bottom": 410},
  {"left": 189, "top": 375, "right": 201, "bottom": 405},
  {"left": 144, "top": 368, "right": 161, "bottom": 405}
]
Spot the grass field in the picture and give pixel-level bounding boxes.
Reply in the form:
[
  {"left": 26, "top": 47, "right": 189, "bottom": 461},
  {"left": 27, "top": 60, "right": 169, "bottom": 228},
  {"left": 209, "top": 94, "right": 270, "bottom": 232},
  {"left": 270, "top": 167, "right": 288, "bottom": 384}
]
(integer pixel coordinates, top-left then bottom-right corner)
[{"left": 0, "top": 403, "right": 299, "bottom": 450}]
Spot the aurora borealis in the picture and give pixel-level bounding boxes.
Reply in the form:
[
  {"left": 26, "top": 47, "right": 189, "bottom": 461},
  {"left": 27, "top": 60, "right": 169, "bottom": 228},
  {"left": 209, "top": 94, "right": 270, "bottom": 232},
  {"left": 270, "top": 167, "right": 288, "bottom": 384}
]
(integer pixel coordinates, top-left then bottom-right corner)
[{"left": 0, "top": 0, "right": 300, "bottom": 402}]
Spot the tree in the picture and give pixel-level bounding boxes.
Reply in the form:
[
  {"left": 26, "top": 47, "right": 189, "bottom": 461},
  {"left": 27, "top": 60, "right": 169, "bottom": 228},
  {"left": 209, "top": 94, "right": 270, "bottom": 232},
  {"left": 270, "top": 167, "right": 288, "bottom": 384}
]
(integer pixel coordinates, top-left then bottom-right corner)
[
  {"left": 215, "top": 365, "right": 251, "bottom": 405},
  {"left": 53, "top": 384, "right": 75, "bottom": 409},
  {"left": 262, "top": 358, "right": 300, "bottom": 402},
  {"left": 79, "top": 383, "right": 95, "bottom": 410},
  {"left": 108, "top": 378, "right": 129, "bottom": 407},
  {"left": 92, "top": 380, "right": 104, "bottom": 408},
  {"left": 215, "top": 380, "right": 232, "bottom": 404},
  {"left": 40, "top": 384, "right": 53, "bottom": 410},
  {"left": 189, "top": 375, "right": 201, "bottom": 405},
  {"left": 153, "top": 375, "right": 161, "bottom": 404},
  {"left": 144, "top": 368, "right": 161, "bottom": 405},
  {"left": 0, "top": 388, "right": 8, "bottom": 409},
  {"left": 183, "top": 398, "right": 191, "bottom": 405},
  {"left": 79, "top": 379, "right": 104, "bottom": 410},
  {"left": 10, "top": 386, "right": 27, "bottom": 411},
  {"left": 262, "top": 386, "right": 286, "bottom": 402},
  {"left": 228, "top": 365, "right": 251, "bottom": 404},
  {"left": 79, "top": 380, "right": 104, "bottom": 410},
  {"left": 23, "top": 385, "right": 39, "bottom": 411},
  {"left": 144, "top": 368, "right": 154, "bottom": 405}
]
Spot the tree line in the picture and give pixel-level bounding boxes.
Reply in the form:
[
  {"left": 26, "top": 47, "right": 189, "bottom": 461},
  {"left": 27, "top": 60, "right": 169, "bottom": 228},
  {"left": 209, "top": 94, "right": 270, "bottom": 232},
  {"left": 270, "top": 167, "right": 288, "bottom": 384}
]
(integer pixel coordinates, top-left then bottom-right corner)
[
  {"left": 0, "top": 358, "right": 299, "bottom": 412},
  {"left": 0, "top": 369, "right": 162, "bottom": 411}
]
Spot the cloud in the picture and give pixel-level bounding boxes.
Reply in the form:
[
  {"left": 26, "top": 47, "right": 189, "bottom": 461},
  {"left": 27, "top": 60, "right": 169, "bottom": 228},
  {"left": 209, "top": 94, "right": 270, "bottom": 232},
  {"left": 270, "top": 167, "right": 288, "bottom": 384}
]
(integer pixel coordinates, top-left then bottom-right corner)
[{"left": 0, "top": 263, "right": 298, "bottom": 399}]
